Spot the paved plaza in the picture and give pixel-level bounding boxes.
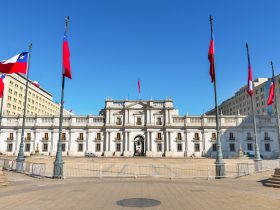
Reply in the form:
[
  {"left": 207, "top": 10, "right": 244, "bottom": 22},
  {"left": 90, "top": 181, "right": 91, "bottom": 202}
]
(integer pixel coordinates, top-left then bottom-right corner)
[{"left": 0, "top": 158, "right": 280, "bottom": 210}]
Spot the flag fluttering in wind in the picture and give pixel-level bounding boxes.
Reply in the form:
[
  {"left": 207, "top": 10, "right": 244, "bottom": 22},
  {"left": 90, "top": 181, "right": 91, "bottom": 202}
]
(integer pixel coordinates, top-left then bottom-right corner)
[
  {"left": 208, "top": 38, "right": 215, "bottom": 83},
  {"left": 247, "top": 52, "right": 253, "bottom": 96},
  {"left": 138, "top": 79, "right": 141, "bottom": 94},
  {"left": 267, "top": 77, "right": 275, "bottom": 105},
  {"left": 63, "top": 31, "right": 72, "bottom": 79},
  {"left": 32, "top": 81, "right": 40, "bottom": 88},
  {"left": 0, "top": 52, "right": 29, "bottom": 74},
  {"left": 0, "top": 74, "right": 6, "bottom": 98}
]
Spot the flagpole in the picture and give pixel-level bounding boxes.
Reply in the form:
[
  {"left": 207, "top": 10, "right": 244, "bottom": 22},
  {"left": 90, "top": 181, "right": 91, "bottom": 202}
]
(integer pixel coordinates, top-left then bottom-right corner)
[
  {"left": 246, "top": 43, "right": 261, "bottom": 161},
  {"left": 210, "top": 16, "right": 225, "bottom": 178},
  {"left": 0, "top": 94, "right": 4, "bottom": 134},
  {"left": 270, "top": 61, "right": 280, "bottom": 158},
  {"left": 53, "top": 16, "right": 69, "bottom": 179},
  {"left": 16, "top": 43, "right": 32, "bottom": 172}
]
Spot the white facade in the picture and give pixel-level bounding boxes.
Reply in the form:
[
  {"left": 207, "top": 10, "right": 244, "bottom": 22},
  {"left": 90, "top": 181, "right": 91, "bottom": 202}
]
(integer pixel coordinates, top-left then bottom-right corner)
[{"left": 0, "top": 99, "right": 279, "bottom": 159}]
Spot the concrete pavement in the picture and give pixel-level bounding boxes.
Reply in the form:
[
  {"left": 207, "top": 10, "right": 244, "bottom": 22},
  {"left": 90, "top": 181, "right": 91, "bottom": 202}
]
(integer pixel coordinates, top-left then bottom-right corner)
[{"left": 0, "top": 170, "right": 279, "bottom": 210}]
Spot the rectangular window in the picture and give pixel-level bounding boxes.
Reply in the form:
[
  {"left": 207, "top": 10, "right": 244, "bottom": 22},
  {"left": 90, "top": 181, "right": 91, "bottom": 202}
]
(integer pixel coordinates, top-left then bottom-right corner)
[
  {"left": 212, "top": 143, "right": 217, "bottom": 152},
  {"left": 62, "top": 144, "right": 66, "bottom": 152},
  {"left": 265, "top": 143, "right": 271, "bottom": 152},
  {"left": 194, "top": 143, "right": 200, "bottom": 152},
  {"left": 25, "top": 143, "right": 30, "bottom": 152},
  {"left": 247, "top": 143, "right": 253, "bottom": 151},
  {"left": 157, "top": 143, "right": 162, "bottom": 152},
  {"left": 78, "top": 144, "right": 83, "bottom": 152},
  {"left": 136, "top": 117, "right": 142, "bottom": 125},
  {"left": 79, "top": 133, "right": 84, "bottom": 140},
  {"left": 62, "top": 133, "right": 66, "bottom": 141},
  {"left": 43, "top": 143, "right": 48, "bottom": 152},
  {"left": 7, "top": 143, "right": 13, "bottom": 152},
  {"left": 211, "top": 133, "right": 216, "bottom": 140},
  {"left": 44, "top": 133, "right": 49, "bottom": 140},
  {"left": 177, "top": 133, "right": 182, "bottom": 140},
  {"left": 177, "top": 143, "right": 182, "bottom": 152},
  {"left": 247, "top": 132, "right": 252, "bottom": 140},
  {"left": 116, "top": 117, "right": 122, "bottom": 125},
  {"left": 97, "top": 133, "right": 101, "bottom": 140},
  {"left": 157, "top": 133, "right": 162, "bottom": 140},
  {"left": 264, "top": 132, "right": 270, "bottom": 140},
  {"left": 229, "top": 143, "right": 235, "bottom": 152},
  {"left": 26, "top": 133, "right": 31, "bottom": 141},
  {"left": 116, "top": 133, "right": 121, "bottom": 140},
  {"left": 229, "top": 132, "right": 234, "bottom": 140},
  {"left": 9, "top": 133, "right": 14, "bottom": 140},
  {"left": 156, "top": 117, "right": 162, "bottom": 125},
  {"left": 194, "top": 133, "right": 199, "bottom": 140},
  {"left": 116, "top": 143, "right": 121, "bottom": 152},
  {"left": 96, "top": 143, "right": 101, "bottom": 152}
]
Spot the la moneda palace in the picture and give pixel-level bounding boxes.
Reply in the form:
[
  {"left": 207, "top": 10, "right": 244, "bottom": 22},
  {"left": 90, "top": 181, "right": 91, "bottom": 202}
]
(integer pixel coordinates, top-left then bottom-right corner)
[{"left": 0, "top": 99, "right": 279, "bottom": 158}]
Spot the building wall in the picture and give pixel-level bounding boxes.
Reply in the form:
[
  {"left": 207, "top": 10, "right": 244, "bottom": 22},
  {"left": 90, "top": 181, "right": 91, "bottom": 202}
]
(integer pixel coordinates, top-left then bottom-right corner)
[
  {"left": 207, "top": 77, "right": 280, "bottom": 116},
  {"left": 0, "top": 100, "right": 279, "bottom": 158},
  {"left": 1, "top": 73, "right": 72, "bottom": 116}
]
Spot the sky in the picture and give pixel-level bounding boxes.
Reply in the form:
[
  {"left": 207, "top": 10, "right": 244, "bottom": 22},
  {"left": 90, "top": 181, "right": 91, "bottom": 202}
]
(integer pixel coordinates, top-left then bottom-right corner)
[{"left": 1, "top": 0, "right": 280, "bottom": 115}]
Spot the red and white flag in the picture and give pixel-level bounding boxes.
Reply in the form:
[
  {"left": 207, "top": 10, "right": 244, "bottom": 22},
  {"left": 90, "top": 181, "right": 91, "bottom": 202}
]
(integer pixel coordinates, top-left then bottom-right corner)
[
  {"left": 33, "top": 81, "right": 40, "bottom": 88},
  {"left": 267, "top": 78, "right": 275, "bottom": 105},
  {"left": 0, "top": 52, "right": 29, "bottom": 75},
  {"left": 63, "top": 31, "right": 72, "bottom": 79},
  {"left": 247, "top": 59, "right": 253, "bottom": 96},
  {"left": 208, "top": 38, "right": 215, "bottom": 83},
  {"left": 0, "top": 74, "right": 6, "bottom": 98},
  {"left": 138, "top": 79, "right": 141, "bottom": 94}
]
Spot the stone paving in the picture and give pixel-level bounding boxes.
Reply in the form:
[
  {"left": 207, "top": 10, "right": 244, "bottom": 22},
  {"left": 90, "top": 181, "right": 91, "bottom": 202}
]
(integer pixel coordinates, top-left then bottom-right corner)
[{"left": 0, "top": 169, "right": 279, "bottom": 210}]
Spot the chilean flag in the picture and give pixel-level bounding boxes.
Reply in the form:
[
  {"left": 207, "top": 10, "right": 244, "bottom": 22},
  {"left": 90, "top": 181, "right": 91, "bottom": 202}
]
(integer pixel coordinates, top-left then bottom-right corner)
[
  {"left": 0, "top": 52, "right": 29, "bottom": 74},
  {"left": 208, "top": 38, "right": 215, "bottom": 83},
  {"left": 33, "top": 81, "right": 40, "bottom": 88},
  {"left": 247, "top": 62, "right": 253, "bottom": 96},
  {"left": 267, "top": 78, "right": 275, "bottom": 105},
  {"left": 0, "top": 74, "right": 5, "bottom": 98},
  {"left": 63, "top": 31, "right": 72, "bottom": 79},
  {"left": 138, "top": 79, "right": 141, "bottom": 94}
]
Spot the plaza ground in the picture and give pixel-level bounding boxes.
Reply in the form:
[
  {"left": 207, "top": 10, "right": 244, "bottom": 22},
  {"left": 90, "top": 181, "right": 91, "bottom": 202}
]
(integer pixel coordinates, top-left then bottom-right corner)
[{"left": 0, "top": 157, "right": 279, "bottom": 210}]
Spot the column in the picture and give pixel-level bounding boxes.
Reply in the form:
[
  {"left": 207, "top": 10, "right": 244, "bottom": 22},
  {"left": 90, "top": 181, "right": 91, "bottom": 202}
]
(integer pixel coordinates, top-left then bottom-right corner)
[
  {"left": 149, "top": 132, "right": 152, "bottom": 151},
  {"left": 50, "top": 130, "right": 54, "bottom": 152},
  {"left": 184, "top": 130, "right": 188, "bottom": 157},
  {"left": 33, "top": 130, "right": 37, "bottom": 153},
  {"left": 104, "top": 132, "right": 108, "bottom": 151},
  {"left": 202, "top": 130, "right": 205, "bottom": 156},
  {"left": 168, "top": 132, "right": 171, "bottom": 152},
  {"left": 86, "top": 130, "right": 89, "bottom": 152},
  {"left": 123, "top": 131, "right": 126, "bottom": 152},
  {"left": 68, "top": 130, "right": 72, "bottom": 152},
  {"left": 146, "top": 131, "right": 149, "bottom": 151},
  {"left": 127, "top": 132, "right": 130, "bottom": 152},
  {"left": 108, "top": 132, "right": 111, "bottom": 152}
]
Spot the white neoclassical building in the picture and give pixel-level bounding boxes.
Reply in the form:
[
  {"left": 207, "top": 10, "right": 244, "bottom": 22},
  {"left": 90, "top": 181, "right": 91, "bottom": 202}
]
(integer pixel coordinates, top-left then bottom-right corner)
[{"left": 0, "top": 99, "right": 279, "bottom": 159}]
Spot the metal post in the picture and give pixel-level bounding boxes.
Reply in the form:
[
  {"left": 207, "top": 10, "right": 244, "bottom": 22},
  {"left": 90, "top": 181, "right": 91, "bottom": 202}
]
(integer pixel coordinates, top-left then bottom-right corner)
[
  {"left": 209, "top": 16, "right": 225, "bottom": 178},
  {"left": 270, "top": 61, "right": 280, "bottom": 158},
  {"left": 16, "top": 43, "right": 32, "bottom": 172},
  {"left": 246, "top": 44, "right": 261, "bottom": 161},
  {"left": 53, "top": 16, "right": 69, "bottom": 179},
  {"left": 0, "top": 94, "right": 4, "bottom": 130}
]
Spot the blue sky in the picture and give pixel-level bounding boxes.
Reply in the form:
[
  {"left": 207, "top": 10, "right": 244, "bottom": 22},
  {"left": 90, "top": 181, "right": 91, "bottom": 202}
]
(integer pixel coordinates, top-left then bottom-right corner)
[{"left": 1, "top": 0, "right": 280, "bottom": 115}]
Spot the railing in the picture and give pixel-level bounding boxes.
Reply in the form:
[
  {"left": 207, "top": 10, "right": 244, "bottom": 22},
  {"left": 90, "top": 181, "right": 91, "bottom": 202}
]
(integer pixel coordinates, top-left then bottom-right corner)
[
  {"left": 63, "top": 163, "right": 256, "bottom": 179},
  {"left": 246, "top": 137, "right": 252, "bottom": 140},
  {"left": 1, "top": 158, "right": 279, "bottom": 179},
  {"left": 0, "top": 158, "right": 53, "bottom": 178},
  {"left": 264, "top": 137, "right": 270, "bottom": 140}
]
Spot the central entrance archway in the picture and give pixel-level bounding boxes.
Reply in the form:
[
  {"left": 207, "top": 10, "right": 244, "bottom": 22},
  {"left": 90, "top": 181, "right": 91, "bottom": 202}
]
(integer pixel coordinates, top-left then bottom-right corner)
[{"left": 134, "top": 136, "right": 145, "bottom": 156}]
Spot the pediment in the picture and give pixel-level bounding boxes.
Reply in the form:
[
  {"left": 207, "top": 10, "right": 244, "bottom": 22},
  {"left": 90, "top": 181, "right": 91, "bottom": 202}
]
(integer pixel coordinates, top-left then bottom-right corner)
[{"left": 126, "top": 102, "right": 146, "bottom": 109}]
